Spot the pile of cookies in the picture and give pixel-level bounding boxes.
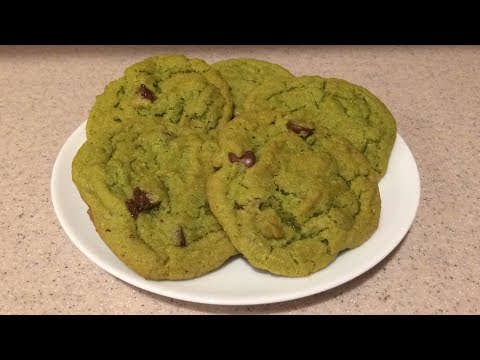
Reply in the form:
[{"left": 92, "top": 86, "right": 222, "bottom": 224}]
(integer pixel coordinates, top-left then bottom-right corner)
[{"left": 72, "top": 55, "right": 397, "bottom": 279}]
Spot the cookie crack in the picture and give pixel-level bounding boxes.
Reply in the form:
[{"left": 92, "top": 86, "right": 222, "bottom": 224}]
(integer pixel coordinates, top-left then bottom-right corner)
[
  {"left": 264, "top": 82, "right": 304, "bottom": 102},
  {"left": 332, "top": 96, "right": 351, "bottom": 117},
  {"left": 300, "top": 225, "right": 330, "bottom": 239},
  {"left": 361, "top": 136, "right": 382, "bottom": 154}
]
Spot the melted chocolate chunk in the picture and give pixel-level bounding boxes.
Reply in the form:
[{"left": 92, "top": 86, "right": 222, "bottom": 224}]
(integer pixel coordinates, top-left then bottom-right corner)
[
  {"left": 125, "top": 187, "right": 159, "bottom": 219},
  {"left": 138, "top": 83, "right": 156, "bottom": 102},
  {"left": 228, "top": 150, "right": 256, "bottom": 168},
  {"left": 176, "top": 227, "right": 187, "bottom": 247},
  {"left": 286, "top": 121, "right": 314, "bottom": 138}
]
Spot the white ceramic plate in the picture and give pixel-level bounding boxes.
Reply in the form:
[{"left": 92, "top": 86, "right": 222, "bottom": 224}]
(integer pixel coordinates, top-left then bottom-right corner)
[{"left": 51, "top": 122, "right": 420, "bottom": 305}]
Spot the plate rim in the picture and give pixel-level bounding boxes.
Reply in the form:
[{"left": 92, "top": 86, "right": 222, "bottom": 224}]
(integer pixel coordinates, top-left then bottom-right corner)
[{"left": 51, "top": 121, "right": 421, "bottom": 306}]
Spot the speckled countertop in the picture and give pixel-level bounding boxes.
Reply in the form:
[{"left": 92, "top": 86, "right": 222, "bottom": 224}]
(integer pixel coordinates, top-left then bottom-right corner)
[{"left": 1, "top": 45, "right": 479, "bottom": 314}]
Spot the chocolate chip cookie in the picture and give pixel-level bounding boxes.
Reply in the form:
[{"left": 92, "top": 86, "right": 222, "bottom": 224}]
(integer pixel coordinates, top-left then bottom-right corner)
[
  {"left": 207, "top": 111, "right": 381, "bottom": 277},
  {"left": 86, "top": 54, "right": 233, "bottom": 138},
  {"left": 244, "top": 76, "right": 397, "bottom": 178},
  {"left": 73, "top": 117, "right": 237, "bottom": 280}
]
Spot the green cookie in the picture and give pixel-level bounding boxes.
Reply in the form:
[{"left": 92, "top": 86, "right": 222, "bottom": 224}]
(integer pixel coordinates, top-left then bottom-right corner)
[
  {"left": 207, "top": 111, "right": 380, "bottom": 277},
  {"left": 86, "top": 54, "right": 233, "bottom": 138},
  {"left": 213, "top": 58, "right": 293, "bottom": 115},
  {"left": 244, "top": 76, "right": 397, "bottom": 178},
  {"left": 73, "top": 117, "right": 237, "bottom": 280}
]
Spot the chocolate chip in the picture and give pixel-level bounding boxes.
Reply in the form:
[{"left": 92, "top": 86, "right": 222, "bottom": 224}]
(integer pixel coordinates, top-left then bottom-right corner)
[
  {"left": 228, "top": 150, "right": 256, "bottom": 168},
  {"left": 176, "top": 227, "right": 187, "bottom": 247},
  {"left": 138, "top": 83, "right": 156, "bottom": 102},
  {"left": 125, "top": 187, "right": 159, "bottom": 219},
  {"left": 286, "top": 121, "right": 314, "bottom": 138}
]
